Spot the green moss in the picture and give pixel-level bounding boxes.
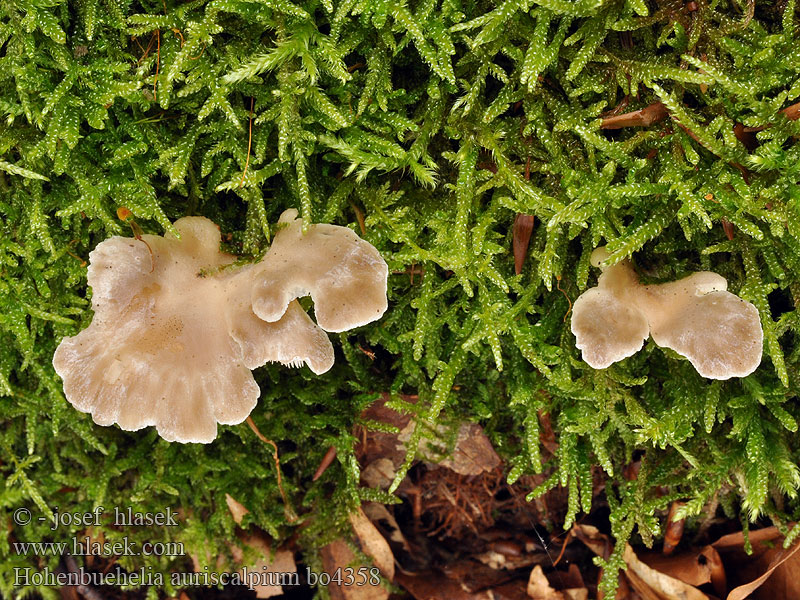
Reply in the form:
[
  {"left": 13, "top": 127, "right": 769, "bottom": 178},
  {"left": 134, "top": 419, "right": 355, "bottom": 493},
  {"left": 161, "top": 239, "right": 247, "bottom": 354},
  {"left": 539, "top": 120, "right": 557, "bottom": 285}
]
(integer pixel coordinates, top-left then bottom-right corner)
[{"left": 2, "top": 0, "right": 800, "bottom": 596}]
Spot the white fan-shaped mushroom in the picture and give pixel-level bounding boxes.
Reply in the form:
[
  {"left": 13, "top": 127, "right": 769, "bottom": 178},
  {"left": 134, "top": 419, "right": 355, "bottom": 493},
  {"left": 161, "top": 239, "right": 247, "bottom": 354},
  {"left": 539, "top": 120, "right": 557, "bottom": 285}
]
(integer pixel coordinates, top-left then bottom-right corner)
[
  {"left": 53, "top": 210, "right": 388, "bottom": 443},
  {"left": 251, "top": 209, "right": 389, "bottom": 332},
  {"left": 571, "top": 248, "right": 763, "bottom": 379}
]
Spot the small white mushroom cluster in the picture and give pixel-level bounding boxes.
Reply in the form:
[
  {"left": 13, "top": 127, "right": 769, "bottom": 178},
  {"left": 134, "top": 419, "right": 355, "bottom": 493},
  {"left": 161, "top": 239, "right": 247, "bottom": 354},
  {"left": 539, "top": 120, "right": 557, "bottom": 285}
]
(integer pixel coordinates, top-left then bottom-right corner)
[
  {"left": 571, "top": 248, "right": 763, "bottom": 379},
  {"left": 53, "top": 209, "right": 388, "bottom": 443}
]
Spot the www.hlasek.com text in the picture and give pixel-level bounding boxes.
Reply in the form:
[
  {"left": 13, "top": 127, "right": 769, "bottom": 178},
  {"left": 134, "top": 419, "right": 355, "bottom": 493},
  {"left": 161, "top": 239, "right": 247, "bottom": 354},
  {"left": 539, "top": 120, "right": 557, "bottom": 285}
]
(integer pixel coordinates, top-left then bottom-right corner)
[{"left": 13, "top": 535, "right": 185, "bottom": 557}]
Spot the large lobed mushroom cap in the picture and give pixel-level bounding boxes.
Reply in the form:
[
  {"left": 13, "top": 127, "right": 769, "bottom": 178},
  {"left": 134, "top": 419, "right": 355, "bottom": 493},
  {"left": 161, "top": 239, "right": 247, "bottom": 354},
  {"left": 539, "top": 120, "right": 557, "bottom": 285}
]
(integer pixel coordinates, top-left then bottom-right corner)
[
  {"left": 641, "top": 274, "right": 763, "bottom": 379},
  {"left": 571, "top": 287, "right": 650, "bottom": 369},
  {"left": 53, "top": 211, "right": 389, "bottom": 443},
  {"left": 251, "top": 209, "right": 389, "bottom": 332},
  {"left": 570, "top": 248, "right": 763, "bottom": 379},
  {"left": 54, "top": 217, "right": 260, "bottom": 442}
]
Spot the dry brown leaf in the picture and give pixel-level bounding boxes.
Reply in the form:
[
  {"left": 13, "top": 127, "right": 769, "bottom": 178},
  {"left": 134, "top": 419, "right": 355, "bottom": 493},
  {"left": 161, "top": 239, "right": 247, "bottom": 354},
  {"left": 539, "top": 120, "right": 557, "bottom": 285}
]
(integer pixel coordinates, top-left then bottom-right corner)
[
  {"left": 320, "top": 506, "right": 395, "bottom": 600},
  {"left": 662, "top": 502, "right": 685, "bottom": 556},
  {"left": 348, "top": 506, "right": 395, "bottom": 580},
  {"left": 623, "top": 567, "right": 669, "bottom": 600},
  {"left": 573, "top": 525, "right": 708, "bottom": 600},
  {"left": 396, "top": 570, "right": 494, "bottom": 599},
  {"left": 359, "top": 395, "right": 413, "bottom": 468},
  {"left": 438, "top": 423, "right": 502, "bottom": 476},
  {"left": 525, "top": 564, "right": 589, "bottom": 600},
  {"left": 397, "top": 421, "right": 501, "bottom": 476},
  {"left": 191, "top": 533, "right": 296, "bottom": 599},
  {"left": 527, "top": 565, "right": 565, "bottom": 600},
  {"left": 513, "top": 214, "right": 535, "bottom": 275},
  {"left": 571, "top": 524, "right": 611, "bottom": 559},
  {"left": 225, "top": 493, "right": 250, "bottom": 525},
  {"left": 710, "top": 526, "right": 800, "bottom": 600},
  {"left": 712, "top": 527, "right": 783, "bottom": 552},
  {"left": 725, "top": 540, "right": 800, "bottom": 600},
  {"left": 359, "top": 396, "right": 499, "bottom": 478},
  {"left": 600, "top": 102, "right": 668, "bottom": 129},
  {"left": 623, "top": 544, "right": 709, "bottom": 600},
  {"left": 230, "top": 535, "right": 297, "bottom": 599},
  {"left": 360, "top": 457, "right": 397, "bottom": 489},
  {"left": 321, "top": 539, "right": 384, "bottom": 600},
  {"left": 640, "top": 545, "right": 725, "bottom": 597},
  {"left": 361, "top": 501, "right": 411, "bottom": 553}
]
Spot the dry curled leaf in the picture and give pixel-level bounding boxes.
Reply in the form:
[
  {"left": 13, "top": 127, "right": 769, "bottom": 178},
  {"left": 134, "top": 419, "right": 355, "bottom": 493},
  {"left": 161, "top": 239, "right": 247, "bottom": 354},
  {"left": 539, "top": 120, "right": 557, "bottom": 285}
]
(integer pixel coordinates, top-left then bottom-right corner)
[
  {"left": 526, "top": 565, "right": 588, "bottom": 600},
  {"left": 662, "top": 501, "right": 685, "bottom": 555},
  {"left": 622, "top": 544, "right": 709, "bottom": 600},
  {"left": 513, "top": 214, "right": 535, "bottom": 275},
  {"left": 437, "top": 423, "right": 502, "bottom": 476},
  {"left": 359, "top": 395, "right": 499, "bottom": 480},
  {"left": 321, "top": 506, "right": 394, "bottom": 600},
  {"left": 397, "top": 421, "right": 501, "bottom": 476},
  {"left": 362, "top": 501, "right": 411, "bottom": 554},
  {"left": 224, "top": 493, "right": 250, "bottom": 525},
  {"left": 348, "top": 506, "right": 395, "bottom": 579},
  {"left": 640, "top": 545, "right": 725, "bottom": 597},
  {"left": 527, "top": 565, "right": 564, "bottom": 600},
  {"left": 191, "top": 532, "right": 296, "bottom": 599},
  {"left": 600, "top": 102, "right": 668, "bottom": 129},
  {"left": 712, "top": 526, "right": 800, "bottom": 600},
  {"left": 573, "top": 524, "right": 708, "bottom": 600}
]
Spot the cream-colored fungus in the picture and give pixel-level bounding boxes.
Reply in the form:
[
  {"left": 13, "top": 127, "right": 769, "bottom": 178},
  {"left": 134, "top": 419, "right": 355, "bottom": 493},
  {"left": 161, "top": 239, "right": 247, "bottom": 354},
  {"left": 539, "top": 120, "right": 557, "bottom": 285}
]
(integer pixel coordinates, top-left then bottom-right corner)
[
  {"left": 53, "top": 211, "right": 388, "bottom": 442},
  {"left": 571, "top": 248, "right": 763, "bottom": 379}
]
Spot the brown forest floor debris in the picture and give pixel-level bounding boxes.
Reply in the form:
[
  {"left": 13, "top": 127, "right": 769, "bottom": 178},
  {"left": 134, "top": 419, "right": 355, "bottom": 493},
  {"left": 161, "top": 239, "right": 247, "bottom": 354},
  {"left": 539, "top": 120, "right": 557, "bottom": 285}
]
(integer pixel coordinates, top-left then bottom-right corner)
[
  {"left": 350, "top": 397, "right": 800, "bottom": 600},
  {"left": 51, "top": 398, "right": 800, "bottom": 600}
]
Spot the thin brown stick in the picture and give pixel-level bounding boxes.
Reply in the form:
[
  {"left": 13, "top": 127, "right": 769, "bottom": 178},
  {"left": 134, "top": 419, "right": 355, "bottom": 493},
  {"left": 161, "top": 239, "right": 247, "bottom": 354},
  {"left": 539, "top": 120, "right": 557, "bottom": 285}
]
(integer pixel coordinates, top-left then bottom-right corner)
[
  {"left": 246, "top": 416, "right": 296, "bottom": 521},
  {"left": 171, "top": 27, "right": 184, "bottom": 47},
  {"left": 132, "top": 35, "right": 145, "bottom": 54},
  {"left": 66, "top": 240, "right": 87, "bottom": 268},
  {"left": 552, "top": 530, "right": 573, "bottom": 566},
  {"left": 117, "top": 207, "right": 155, "bottom": 272},
  {"left": 601, "top": 101, "right": 668, "bottom": 129},
  {"left": 312, "top": 446, "right": 337, "bottom": 481},
  {"left": 189, "top": 41, "right": 206, "bottom": 60},
  {"left": 600, "top": 95, "right": 630, "bottom": 118},
  {"left": 556, "top": 275, "right": 573, "bottom": 322},
  {"left": 350, "top": 202, "right": 367, "bottom": 236},
  {"left": 137, "top": 32, "right": 156, "bottom": 64},
  {"left": 240, "top": 97, "right": 255, "bottom": 188}
]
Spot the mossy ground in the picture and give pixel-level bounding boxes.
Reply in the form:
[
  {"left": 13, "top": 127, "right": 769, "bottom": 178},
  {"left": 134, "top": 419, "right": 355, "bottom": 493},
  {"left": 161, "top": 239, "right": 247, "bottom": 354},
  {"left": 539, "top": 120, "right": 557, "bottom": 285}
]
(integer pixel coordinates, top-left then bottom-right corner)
[{"left": 2, "top": 0, "right": 800, "bottom": 597}]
